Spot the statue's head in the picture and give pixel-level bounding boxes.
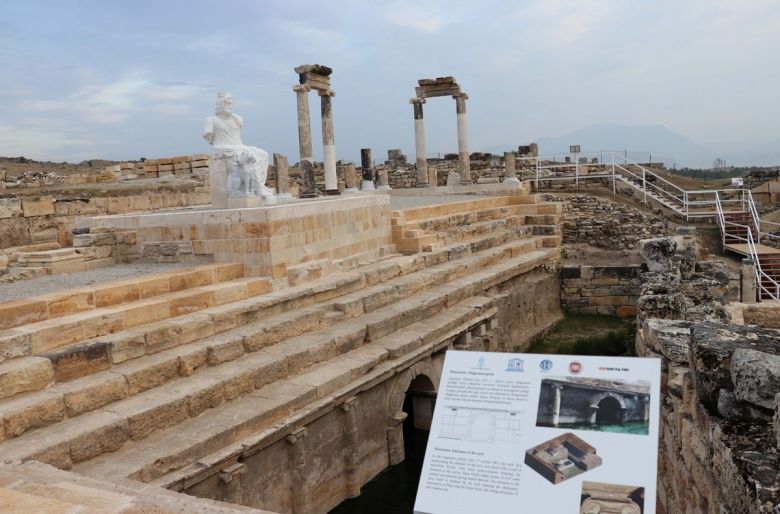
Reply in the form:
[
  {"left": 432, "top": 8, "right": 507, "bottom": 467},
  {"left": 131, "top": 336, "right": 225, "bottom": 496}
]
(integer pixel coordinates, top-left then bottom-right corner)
[{"left": 215, "top": 92, "right": 233, "bottom": 116}]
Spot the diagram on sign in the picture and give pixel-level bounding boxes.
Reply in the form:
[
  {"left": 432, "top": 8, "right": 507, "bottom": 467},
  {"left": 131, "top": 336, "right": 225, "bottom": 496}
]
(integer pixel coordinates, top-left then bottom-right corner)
[{"left": 438, "top": 406, "right": 523, "bottom": 443}]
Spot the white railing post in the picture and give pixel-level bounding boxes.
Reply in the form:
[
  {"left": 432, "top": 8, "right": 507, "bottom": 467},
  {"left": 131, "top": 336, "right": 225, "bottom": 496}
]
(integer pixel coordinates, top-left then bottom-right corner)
[
  {"left": 684, "top": 191, "right": 688, "bottom": 220},
  {"left": 611, "top": 154, "right": 616, "bottom": 196},
  {"left": 642, "top": 167, "right": 647, "bottom": 203},
  {"left": 575, "top": 156, "right": 579, "bottom": 189}
]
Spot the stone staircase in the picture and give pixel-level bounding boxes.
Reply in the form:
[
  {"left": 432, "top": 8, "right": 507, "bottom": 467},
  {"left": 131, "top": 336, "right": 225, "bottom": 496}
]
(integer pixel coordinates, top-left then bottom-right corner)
[
  {"left": 0, "top": 196, "right": 561, "bottom": 498},
  {"left": 0, "top": 460, "right": 266, "bottom": 513},
  {"left": 391, "top": 195, "right": 561, "bottom": 254}
]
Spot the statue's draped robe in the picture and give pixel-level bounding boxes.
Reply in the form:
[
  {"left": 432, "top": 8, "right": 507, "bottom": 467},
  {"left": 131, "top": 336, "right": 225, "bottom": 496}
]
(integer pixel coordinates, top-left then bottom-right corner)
[{"left": 203, "top": 113, "right": 272, "bottom": 196}]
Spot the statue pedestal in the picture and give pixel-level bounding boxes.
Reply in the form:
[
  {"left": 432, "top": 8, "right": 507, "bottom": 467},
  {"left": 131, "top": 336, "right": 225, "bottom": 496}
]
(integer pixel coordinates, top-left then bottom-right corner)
[
  {"left": 228, "top": 196, "right": 276, "bottom": 208},
  {"left": 209, "top": 156, "right": 228, "bottom": 209}
]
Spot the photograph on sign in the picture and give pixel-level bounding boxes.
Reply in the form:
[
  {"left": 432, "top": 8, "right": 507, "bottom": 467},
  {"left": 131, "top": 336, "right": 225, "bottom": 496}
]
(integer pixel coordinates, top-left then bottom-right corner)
[
  {"left": 413, "top": 351, "right": 661, "bottom": 514},
  {"left": 535, "top": 376, "right": 651, "bottom": 435},
  {"left": 580, "top": 481, "right": 646, "bottom": 514}
]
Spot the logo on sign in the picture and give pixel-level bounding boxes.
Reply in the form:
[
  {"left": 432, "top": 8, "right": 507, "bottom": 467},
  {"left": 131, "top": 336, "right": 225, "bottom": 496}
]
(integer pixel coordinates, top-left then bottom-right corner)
[
  {"left": 569, "top": 361, "right": 583, "bottom": 374},
  {"left": 539, "top": 359, "right": 553, "bottom": 372},
  {"left": 477, "top": 357, "right": 486, "bottom": 368},
  {"left": 506, "top": 358, "right": 524, "bottom": 372}
]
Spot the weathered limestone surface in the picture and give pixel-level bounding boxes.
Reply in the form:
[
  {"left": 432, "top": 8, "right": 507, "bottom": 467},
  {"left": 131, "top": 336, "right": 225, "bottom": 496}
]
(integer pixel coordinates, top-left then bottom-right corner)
[
  {"left": 0, "top": 192, "right": 562, "bottom": 514},
  {"left": 636, "top": 232, "right": 780, "bottom": 513},
  {"left": 560, "top": 264, "right": 642, "bottom": 317}
]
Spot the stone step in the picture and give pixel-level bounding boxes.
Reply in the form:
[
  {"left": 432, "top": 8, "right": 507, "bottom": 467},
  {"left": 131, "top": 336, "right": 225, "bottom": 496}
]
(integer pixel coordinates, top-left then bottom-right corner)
[
  {"left": 0, "top": 262, "right": 245, "bottom": 332},
  {"left": 396, "top": 217, "right": 530, "bottom": 254},
  {"left": 0, "top": 247, "right": 555, "bottom": 468},
  {"left": 391, "top": 195, "right": 544, "bottom": 225},
  {"left": 0, "top": 235, "right": 545, "bottom": 428},
  {"left": 73, "top": 296, "right": 498, "bottom": 485},
  {"left": 0, "top": 274, "right": 271, "bottom": 365},
  {"left": 0, "top": 460, "right": 267, "bottom": 513}
]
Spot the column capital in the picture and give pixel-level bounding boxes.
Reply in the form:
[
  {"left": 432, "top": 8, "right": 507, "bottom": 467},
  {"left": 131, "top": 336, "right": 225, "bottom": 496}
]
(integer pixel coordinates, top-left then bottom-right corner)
[
  {"left": 409, "top": 97, "right": 426, "bottom": 105},
  {"left": 340, "top": 397, "right": 359, "bottom": 412},
  {"left": 293, "top": 84, "right": 311, "bottom": 93},
  {"left": 286, "top": 426, "right": 308, "bottom": 444},
  {"left": 318, "top": 88, "right": 336, "bottom": 97},
  {"left": 452, "top": 92, "right": 469, "bottom": 101}
]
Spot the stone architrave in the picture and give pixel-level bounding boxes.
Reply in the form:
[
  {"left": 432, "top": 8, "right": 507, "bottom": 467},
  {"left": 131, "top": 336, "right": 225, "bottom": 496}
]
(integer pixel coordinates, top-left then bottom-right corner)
[
  {"left": 361, "top": 148, "right": 376, "bottom": 191},
  {"left": 453, "top": 92, "right": 471, "bottom": 184},
  {"left": 273, "top": 153, "right": 293, "bottom": 199},
  {"left": 294, "top": 84, "right": 316, "bottom": 198},
  {"left": 202, "top": 92, "right": 274, "bottom": 200},
  {"left": 343, "top": 163, "right": 359, "bottom": 193},
  {"left": 504, "top": 151, "right": 521, "bottom": 186},
  {"left": 410, "top": 98, "right": 430, "bottom": 187},
  {"left": 319, "top": 89, "right": 340, "bottom": 195}
]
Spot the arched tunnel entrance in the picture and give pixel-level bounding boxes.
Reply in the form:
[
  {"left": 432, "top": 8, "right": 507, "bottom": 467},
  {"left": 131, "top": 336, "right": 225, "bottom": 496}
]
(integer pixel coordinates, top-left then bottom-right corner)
[
  {"left": 595, "top": 396, "right": 624, "bottom": 425},
  {"left": 330, "top": 374, "right": 437, "bottom": 514}
]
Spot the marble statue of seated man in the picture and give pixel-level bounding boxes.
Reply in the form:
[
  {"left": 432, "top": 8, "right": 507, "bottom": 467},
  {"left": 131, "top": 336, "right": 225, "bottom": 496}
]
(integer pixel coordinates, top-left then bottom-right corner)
[{"left": 202, "top": 92, "right": 274, "bottom": 199}]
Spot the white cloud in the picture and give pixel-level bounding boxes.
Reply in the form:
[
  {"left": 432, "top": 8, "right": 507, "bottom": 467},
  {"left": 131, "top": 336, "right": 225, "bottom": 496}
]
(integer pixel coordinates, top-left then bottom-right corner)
[{"left": 20, "top": 71, "right": 207, "bottom": 123}]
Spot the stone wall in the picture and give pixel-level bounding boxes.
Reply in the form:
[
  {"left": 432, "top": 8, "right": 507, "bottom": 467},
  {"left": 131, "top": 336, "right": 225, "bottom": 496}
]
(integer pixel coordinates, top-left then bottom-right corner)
[
  {"left": 0, "top": 190, "right": 210, "bottom": 252},
  {"left": 560, "top": 265, "right": 643, "bottom": 317},
  {"left": 635, "top": 229, "right": 779, "bottom": 513},
  {"left": 543, "top": 193, "right": 675, "bottom": 250},
  {"left": 170, "top": 268, "right": 561, "bottom": 513}
]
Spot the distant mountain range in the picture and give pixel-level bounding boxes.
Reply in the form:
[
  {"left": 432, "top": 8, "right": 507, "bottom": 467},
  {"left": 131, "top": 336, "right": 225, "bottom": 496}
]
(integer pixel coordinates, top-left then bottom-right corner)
[{"left": 483, "top": 124, "right": 780, "bottom": 169}]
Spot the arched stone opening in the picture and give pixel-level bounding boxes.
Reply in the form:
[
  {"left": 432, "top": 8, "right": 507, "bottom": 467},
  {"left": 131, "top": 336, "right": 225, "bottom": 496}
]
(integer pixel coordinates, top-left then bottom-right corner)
[
  {"left": 595, "top": 396, "right": 624, "bottom": 425},
  {"left": 588, "top": 392, "right": 627, "bottom": 425},
  {"left": 386, "top": 362, "right": 440, "bottom": 466}
]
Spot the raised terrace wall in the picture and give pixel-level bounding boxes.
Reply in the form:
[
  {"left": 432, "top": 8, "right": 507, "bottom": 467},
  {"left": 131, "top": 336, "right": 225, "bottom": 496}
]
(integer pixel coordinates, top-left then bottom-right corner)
[
  {"left": 635, "top": 229, "right": 780, "bottom": 513},
  {"left": 542, "top": 193, "right": 675, "bottom": 250},
  {"left": 560, "top": 265, "right": 643, "bottom": 318}
]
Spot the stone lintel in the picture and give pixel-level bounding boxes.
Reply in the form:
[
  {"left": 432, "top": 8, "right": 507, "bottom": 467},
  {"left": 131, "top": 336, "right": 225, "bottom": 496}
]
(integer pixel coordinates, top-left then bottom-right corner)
[
  {"left": 415, "top": 76, "right": 461, "bottom": 98},
  {"left": 294, "top": 64, "right": 333, "bottom": 76}
]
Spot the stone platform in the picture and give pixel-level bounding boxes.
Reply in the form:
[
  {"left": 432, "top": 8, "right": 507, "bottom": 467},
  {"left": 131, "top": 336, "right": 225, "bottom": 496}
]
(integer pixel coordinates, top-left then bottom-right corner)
[{"left": 76, "top": 195, "right": 393, "bottom": 283}]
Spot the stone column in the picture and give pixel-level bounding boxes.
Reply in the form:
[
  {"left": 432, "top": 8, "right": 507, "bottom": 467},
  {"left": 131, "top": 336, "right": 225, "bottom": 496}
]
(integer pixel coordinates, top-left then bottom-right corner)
[
  {"left": 377, "top": 167, "right": 391, "bottom": 191},
  {"left": 319, "top": 89, "right": 339, "bottom": 195},
  {"left": 386, "top": 412, "right": 407, "bottom": 465},
  {"left": 343, "top": 163, "right": 358, "bottom": 193},
  {"left": 503, "top": 151, "right": 520, "bottom": 185},
  {"left": 741, "top": 258, "right": 757, "bottom": 303},
  {"left": 294, "top": 85, "right": 316, "bottom": 198},
  {"left": 410, "top": 98, "right": 429, "bottom": 187},
  {"left": 341, "top": 397, "right": 361, "bottom": 498},
  {"left": 453, "top": 93, "right": 471, "bottom": 184},
  {"left": 287, "top": 427, "right": 309, "bottom": 514},
  {"left": 218, "top": 462, "right": 246, "bottom": 505},
  {"left": 552, "top": 385, "right": 563, "bottom": 426},
  {"left": 361, "top": 148, "right": 375, "bottom": 191},
  {"left": 273, "top": 153, "right": 293, "bottom": 199}
]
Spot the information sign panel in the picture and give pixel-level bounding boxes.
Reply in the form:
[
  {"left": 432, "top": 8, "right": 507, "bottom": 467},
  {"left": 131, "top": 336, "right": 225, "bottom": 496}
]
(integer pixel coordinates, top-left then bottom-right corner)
[{"left": 414, "top": 351, "right": 661, "bottom": 514}]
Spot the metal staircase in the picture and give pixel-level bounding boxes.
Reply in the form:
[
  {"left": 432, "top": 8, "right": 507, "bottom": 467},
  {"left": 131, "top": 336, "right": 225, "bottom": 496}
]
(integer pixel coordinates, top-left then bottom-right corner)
[{"left": 526, "top": 151, "right": 780, "bottom": 301}]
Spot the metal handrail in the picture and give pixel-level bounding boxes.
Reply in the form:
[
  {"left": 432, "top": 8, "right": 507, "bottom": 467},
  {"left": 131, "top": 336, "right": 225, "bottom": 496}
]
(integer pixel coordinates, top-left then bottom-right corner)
[{"left": 716, "top": 191, "right": 780, "bottom": 301}]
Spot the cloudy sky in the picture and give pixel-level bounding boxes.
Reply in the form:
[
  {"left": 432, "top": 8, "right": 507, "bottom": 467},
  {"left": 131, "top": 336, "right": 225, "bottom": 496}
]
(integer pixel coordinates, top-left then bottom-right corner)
[{"left": 1, "top": 0, "right": 778, "bottom": 164}]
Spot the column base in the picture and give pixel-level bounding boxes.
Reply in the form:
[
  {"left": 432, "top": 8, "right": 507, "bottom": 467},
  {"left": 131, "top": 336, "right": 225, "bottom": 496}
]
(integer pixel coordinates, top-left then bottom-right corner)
[
  {"left": 362, "top": 181, "right": 376, "bottom": 191},
  {"left": 343, "top": 187, "right": 359, "bottom": 194},
  {"left": 503, "top": 177, "right": 521, "bottom": 186}
]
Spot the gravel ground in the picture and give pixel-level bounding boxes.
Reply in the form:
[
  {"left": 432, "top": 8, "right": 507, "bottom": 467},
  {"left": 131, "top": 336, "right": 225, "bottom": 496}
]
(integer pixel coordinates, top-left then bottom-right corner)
[{"left": 0, "top": 262, "right": 199, "bottom": 302}]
